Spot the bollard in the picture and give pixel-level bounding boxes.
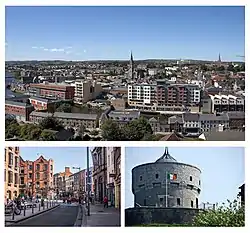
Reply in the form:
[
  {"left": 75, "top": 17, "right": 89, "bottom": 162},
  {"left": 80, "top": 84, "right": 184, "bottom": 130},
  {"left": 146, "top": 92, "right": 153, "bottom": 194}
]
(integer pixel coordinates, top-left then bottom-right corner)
[
  {"left": 43, "top": 202, "right": 45, "bottom": 210},
  {"left": 12, "top": 206, "right": 15, "bottom": 220},
  {"left": 39, "top": 203, "right": 41, "bottom": 211},
  {"left": 24, "top": 205, "right": 26, "bottom": 216},
  {"left": 32, "top": 203, "right": 34, "bottom": 214},
  {"left": 50, "top": 201, "right": 51, "bottom": 207}
]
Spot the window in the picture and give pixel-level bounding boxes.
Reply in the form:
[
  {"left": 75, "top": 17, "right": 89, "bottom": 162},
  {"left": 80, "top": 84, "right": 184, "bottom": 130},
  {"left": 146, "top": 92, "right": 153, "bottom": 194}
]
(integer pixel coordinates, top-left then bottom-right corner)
[
  {"left": 36, "top": 173, "right": 40, "bottom": 179},
  {"left": 51, "top": 165, "right": 53, "bottom": 171},
  {"left": 177, "top": 198, "right": 180, "bottom": 206},
  {"left": 191, "top": 200, "right": 194, "bottom": 208},
  {"left": 8, "top": 171, "right": 13, "bottom": 183},
  {"left": 14, "top": 157, "right": 18, "bottom": 167},
  {"left": 199, "top": 180, "right": 201, "bottom": 185},
  {"left": 4, "top": 169, "right": 6, "bottom": 182},
  {"left": 44, "top": 164, "right": 48, "bottom": 171},
  {"left": 196, "top": 198, "right": 198, "bottom": 208},
  {"left": 190, "top": 176, "right": 192, "bottom": 181},
  {"left": 20, "top": 177, "right": 24, "bottom": 184},
  {"left": 160, "top": 198, "right": 163, "bottom": 202},
  {"left": 36, "top": 164, "right": 40, "bottom": 170},
  {"left": 29, "top": 165, "right": 32, "bottom": 170},
  {"left": 140, "top": 176, "right": 142, "bottom": 181},
  {"left": 8, "top": 152, "right": 13, "bottom": 166},
  {"left": 29, "top": 173, "right": 32, "bottom": 179},
  {"left": 14, "top": 173, "right": 18, "bottom": 185},
  {"left": 155, "top": 174, "right": 159, "bottom": 179}
]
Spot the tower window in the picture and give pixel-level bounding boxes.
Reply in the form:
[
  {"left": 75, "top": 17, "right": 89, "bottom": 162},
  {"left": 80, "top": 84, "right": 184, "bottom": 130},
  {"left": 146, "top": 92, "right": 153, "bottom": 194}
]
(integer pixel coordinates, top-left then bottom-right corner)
[
  {"left": 199, "top": 180, "right": 201, "bottom": 185},
  {"left": 177, "top": 198, "right": 180, "bottom": 206},
  {"left": 190, "top": 176, "right": 192, "bottom": 181},
  {"left": 140, "top": 176, "right": 142, "bottom": 181},
  {"left": 156, "top": 174, "right": 159, "bottom": 179},
  {"left": 191, "top": 200, "right": 194, "bottom": 208}
]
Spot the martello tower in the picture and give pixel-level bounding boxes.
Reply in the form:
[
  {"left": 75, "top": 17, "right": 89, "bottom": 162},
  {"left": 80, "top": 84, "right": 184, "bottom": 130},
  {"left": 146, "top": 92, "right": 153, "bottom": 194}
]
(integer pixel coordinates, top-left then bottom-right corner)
[{"left": 132, "top": 147, "right": 202, "bottom": 208}]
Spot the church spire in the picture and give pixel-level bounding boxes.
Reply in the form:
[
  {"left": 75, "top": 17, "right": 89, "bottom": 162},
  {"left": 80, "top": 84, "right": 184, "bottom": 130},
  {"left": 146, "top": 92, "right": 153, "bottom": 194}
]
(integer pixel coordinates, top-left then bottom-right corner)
[
  {"left": 130, "top": 51, "right": 133, "bottom": 61},
  {"left": 130, "top": 50, "right": 134, "bottom": 79},
  {"left": 155, "top": 147, "right": 177, "bottom": 163},
  {"left": 218, "top": 53, "right": 221, "bottom": 63}
]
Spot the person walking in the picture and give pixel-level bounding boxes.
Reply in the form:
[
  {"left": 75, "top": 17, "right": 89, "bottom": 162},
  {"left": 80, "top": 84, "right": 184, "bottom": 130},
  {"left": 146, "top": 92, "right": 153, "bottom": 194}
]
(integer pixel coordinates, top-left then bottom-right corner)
[{"left": 103, "top": 196, "right": 108, "bottom": 208}]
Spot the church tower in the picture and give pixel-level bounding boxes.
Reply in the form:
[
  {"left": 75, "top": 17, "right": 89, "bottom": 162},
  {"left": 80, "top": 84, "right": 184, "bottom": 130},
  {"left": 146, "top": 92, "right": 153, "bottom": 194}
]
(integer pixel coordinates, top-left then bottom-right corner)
[{"left": 130, "top": 51, "right": 134, "bottom": 79}]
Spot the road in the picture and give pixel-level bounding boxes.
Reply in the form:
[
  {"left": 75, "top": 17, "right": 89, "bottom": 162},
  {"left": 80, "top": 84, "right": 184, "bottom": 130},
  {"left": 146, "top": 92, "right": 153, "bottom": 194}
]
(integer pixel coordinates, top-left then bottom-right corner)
[{"left": 11, "top": 204, "right": 79, "bottom": 227}]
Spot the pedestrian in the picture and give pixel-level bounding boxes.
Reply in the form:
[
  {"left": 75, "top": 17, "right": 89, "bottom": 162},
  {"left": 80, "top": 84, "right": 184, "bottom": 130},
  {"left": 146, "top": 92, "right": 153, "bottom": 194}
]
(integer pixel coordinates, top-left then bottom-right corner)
[{"left": 103, "top": 196, "right": 108, "bottom": 208}]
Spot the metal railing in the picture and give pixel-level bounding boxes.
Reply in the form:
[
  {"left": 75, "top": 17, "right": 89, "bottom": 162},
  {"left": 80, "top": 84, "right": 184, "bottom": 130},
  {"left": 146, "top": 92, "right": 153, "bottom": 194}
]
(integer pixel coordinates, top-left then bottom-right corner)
[{"left": 5, "top": 200, "right": 59, "bottom": 221}]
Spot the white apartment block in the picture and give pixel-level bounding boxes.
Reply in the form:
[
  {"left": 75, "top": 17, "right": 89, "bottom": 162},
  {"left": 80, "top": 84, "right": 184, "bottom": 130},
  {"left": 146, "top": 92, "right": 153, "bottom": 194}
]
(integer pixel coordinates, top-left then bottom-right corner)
[{"left": 128, "top": 84, "right": 156, "bottom": 107}]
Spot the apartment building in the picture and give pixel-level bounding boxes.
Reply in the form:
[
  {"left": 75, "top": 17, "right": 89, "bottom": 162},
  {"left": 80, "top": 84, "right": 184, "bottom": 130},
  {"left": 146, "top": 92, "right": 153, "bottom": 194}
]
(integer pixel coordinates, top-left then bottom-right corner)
[
  {"left": 4, "top": 147, "right": 20, "bottom": 200},
  {"left": 128, "top": 82, "right": 201, "bottom": 110},
  {"left": 19, "top": 155, "right": 54, "bottom": 198},
  {"left": 114, "top": 147, "right": 121, "bottom": 209},
  {"left": 127, "top": 84, "right": 156, "bottom": 109},
  {"left": 74, "top": 79, "right": 103, "bottom": 104},
  {"left": 203, "top": 94, "right": 245, "bottom": 113}
]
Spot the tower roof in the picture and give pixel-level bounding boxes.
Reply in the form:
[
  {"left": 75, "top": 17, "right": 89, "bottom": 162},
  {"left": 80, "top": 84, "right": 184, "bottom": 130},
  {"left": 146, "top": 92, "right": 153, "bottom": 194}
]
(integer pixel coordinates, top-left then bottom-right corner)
[{"left": 155, "top": 147, "right": 177, "bottom": 163}]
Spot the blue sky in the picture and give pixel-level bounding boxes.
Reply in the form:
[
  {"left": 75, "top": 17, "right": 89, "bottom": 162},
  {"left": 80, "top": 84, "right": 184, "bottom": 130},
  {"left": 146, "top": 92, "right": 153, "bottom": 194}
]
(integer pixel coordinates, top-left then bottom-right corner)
[
  {"left": 125, "top": 147, "right": 245, "bottom": 208},
  {"left": 19, "top": 147, "right": 94, "bottom": 173},
  {"left": 5, "top": 6, "right": 245, "bottom": 61}
]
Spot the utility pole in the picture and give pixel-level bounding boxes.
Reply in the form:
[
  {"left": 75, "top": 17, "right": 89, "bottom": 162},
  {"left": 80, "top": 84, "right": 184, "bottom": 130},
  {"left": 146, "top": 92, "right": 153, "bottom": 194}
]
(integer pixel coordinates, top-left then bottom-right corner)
[{"left": 87, "top": 147, "right": 90, "bottom": 216}]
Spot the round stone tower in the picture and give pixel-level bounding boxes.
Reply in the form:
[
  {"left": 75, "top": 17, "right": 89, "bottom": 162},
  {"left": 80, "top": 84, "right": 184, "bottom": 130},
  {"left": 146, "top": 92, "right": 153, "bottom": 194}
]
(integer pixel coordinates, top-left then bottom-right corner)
[{"left": 132, "top": 147, "right": 201, "bottom": 208}]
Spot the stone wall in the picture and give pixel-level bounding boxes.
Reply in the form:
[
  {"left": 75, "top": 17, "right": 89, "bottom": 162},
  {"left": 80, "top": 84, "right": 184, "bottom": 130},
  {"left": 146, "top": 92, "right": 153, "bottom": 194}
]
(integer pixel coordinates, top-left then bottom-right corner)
[
  {"left": 132, "top": 162, "right": 201, "bottom": 208},
  {"left": 125, "top": 207, "right": 202, "bottom": 226}
]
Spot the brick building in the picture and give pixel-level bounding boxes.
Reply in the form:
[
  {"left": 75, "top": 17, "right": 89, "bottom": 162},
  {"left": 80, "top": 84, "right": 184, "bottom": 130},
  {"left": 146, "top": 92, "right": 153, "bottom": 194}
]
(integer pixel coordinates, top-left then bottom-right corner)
[
  {"left": 29, "top": 96, "right": 59, "bottom": 111},
  {"left": 53, "top": 167, "right": 72, "bottom": 197},
  {"left": 19, "top": 155, "right": 54, "bottom": 198},
  {"left": 4, "top": 147, "right": 20, "bottom": 200},
  {"left": 5, "top": 100, "right": 34, "bottom": 122},
  {"left": 29, "top": 83, "right": 75, "bottom": 100}
]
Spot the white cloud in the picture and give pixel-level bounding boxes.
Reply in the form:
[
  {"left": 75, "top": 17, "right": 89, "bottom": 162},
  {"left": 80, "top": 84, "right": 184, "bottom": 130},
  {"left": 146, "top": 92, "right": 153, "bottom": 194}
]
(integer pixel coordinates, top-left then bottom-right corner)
[
  {"left": 50, "top": 48, "right": 65, "bottom": 52},
  {"left": 65, "top": 46, "right": 72, "bottom": 49},
  {"left": 43, "top": 48, "right": 49, "bottom": 51},
  {"left": 32, "top": 46, "right": 38, "bottom": 49},
  {"left": 83, "top": 50, "right": 87, "bottom": 53}
]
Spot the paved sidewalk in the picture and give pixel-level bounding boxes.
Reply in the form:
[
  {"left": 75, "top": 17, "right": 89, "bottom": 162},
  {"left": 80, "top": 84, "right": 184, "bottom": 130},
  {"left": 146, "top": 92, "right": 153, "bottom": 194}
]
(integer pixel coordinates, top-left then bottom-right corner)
[
  {"left": 5, "top": 201, "right": 59, "bottom": 226},
  {"left": 84, "top": 204, "right": 121, "bottom": 227}
]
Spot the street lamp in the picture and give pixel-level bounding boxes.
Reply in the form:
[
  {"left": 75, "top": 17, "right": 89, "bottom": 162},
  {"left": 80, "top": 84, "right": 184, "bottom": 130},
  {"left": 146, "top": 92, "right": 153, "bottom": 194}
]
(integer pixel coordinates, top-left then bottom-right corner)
[{"left": 86, "top": 147, "right": 90, "bottom": 216}]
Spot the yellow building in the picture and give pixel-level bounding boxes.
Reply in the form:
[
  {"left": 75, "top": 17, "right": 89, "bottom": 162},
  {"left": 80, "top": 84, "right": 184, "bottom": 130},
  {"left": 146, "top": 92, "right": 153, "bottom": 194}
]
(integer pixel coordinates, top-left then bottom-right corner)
[{"left": 4, "top": 147, "right": 20, "bottom": 200}]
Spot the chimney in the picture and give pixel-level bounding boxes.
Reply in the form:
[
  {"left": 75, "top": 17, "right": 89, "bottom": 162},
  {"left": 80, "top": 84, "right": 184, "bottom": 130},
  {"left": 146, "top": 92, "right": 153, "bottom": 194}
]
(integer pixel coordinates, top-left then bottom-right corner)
[{"left": 65, "top": 167, "right": 70, "bottom": 173}]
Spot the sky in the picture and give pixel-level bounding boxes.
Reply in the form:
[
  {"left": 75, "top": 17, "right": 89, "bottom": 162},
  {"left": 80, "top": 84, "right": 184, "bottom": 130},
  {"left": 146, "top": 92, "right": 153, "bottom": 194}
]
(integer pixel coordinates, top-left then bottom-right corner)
[
  {"left": 125, "top": 147, "right": 245, "bottom": 208},
  {"left": 5, "top": 6, "right": 245, "bottom": 61},
  {"left": 19, "top": 147, "right": 94, "bottom": 173}
]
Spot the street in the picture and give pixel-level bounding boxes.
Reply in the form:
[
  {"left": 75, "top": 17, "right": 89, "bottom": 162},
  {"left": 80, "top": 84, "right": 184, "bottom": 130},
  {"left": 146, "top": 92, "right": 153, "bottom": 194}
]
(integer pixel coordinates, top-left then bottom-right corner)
[{"left": 10, "top": 204, "right": 79, "bottom": 227}]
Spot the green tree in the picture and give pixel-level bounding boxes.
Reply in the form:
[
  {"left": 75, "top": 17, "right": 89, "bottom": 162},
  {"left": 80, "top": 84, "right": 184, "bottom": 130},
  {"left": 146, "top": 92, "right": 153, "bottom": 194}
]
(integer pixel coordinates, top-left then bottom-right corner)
[
  {"left": 39, "top": 116, "right": 63, "bottom": 131},
  {"left": 192, "top": 199, "right": 244, "bottom": 227},
  {"left": 56, "top": 103, "right": 72, "bottom": 113},
  {"left": 124, "top": 117, "right": 153, "bottom": 141},
  {"left": 101, "top": 119, "right": 124, "bottom": 141},
  {"left": 40, "top": 130, "right": 56, "bottom": 141},
  {"left": 5, "top": 122, "right": 21, "bottom": 139},
  {"left": 19, "top": 124, "right": 41, "bottom": 140},
  {"left": 89, "top": 130, "right": 99, "bottom": 136}
]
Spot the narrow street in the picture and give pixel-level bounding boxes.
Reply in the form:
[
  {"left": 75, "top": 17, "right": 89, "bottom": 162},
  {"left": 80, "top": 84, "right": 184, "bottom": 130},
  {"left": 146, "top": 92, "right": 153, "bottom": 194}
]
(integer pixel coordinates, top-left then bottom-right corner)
[{"left": 10, "top": 204, "right": 79, "bottom": 227}]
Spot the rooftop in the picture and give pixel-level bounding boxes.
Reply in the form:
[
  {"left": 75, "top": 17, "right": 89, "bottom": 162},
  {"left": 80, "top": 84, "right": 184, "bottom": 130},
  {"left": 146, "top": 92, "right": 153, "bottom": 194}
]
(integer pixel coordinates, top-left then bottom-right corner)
[{"left": 155, "top": 147, "right": 177, "bottom": 163}]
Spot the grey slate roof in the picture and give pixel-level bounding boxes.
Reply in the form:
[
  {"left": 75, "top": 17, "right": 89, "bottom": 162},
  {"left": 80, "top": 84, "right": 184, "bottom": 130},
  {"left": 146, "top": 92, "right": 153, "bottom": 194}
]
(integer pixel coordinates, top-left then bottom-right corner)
[
  {"left": 227, "top": 111, "right": 245, "bottom": 119},
  {"left": 108, "top": 110, "right": 140, "bottom": 118},
  {"left": 30, "top": 111, "right": 98, "bottom": 120},
  {"left": 183, "top": 113, "right": 200, "bottom": 121},
  {"left": 199, "top": 113, "right": 229, "bottom": 121},
  {"left": 6, "top": 100, "right": 31, "bottom": 107}
]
